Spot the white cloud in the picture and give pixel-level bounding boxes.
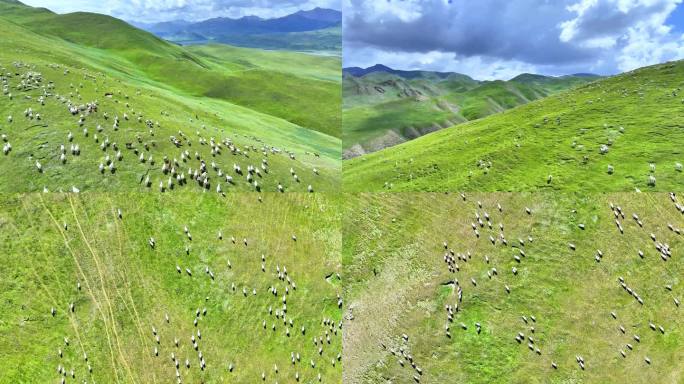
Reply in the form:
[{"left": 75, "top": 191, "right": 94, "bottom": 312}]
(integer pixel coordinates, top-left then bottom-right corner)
[
  {"left": 617, "top": 21, "right": 684, "bottom": 70},
  {"left": 343, "top": 0, "right": 423, "bottom": 23},
  {"left": 21, "top": 0, "right": 116, "bottom": 15},
  {"left": 560, "top": 0, "right": 684, "bottom": 71},
  {"left": 343, "top": 44, "right": 539, "bottom": 80}
]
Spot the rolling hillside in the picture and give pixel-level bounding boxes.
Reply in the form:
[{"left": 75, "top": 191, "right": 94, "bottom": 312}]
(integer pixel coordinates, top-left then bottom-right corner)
[
  {"left": 0, "top": 192, "right": 342, "bottom": 383},
  {"left": 344, "top": 192, "right": 684, "bottom": 383},
  {"left": 343, "top": 60, "right": 684, "bottom": 192},
  {"left": 342, "top": 66, "right": 598, "bottom": 157},
  {"left": 186, "top": 43, "right": 341, "bottom": 137},
  {"left": 0, "top": 0, "right": 341, "bottom": 192}
]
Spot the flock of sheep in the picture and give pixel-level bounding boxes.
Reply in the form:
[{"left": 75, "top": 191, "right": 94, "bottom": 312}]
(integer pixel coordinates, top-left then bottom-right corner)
[
  {"left": 1, "top": 60, "right": 323, "bottom": 193},
  {"left": 40, "top": 201, "right": 342, "bottom": 383},
  {"left": 345, "top": 192, "right": 682, "bottom": 382},
  {"left": 2, "top": 46, "right": 682, "bottom": 384},
  {"left": 376, "top": 69, "right": 684, "bottom": 191}
]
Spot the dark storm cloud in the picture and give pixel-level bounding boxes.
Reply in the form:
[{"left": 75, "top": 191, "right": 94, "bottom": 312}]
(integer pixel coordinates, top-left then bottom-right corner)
[
  {"left": 343, "top": 0, "right": 684, "bottom": 78},
  {"left": 344, "top": 0, "right": 595, "bottom": 65}
]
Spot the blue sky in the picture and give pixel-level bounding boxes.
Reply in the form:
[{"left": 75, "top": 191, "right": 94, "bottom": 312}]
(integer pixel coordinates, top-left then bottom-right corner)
[
  {"left": 667, "top": 1, "right": 684, "bottom": 32},
  {"left": 21, "top": 0, "right": 341, "bottom": 23},
  {"left": 343, "top": 0, "right": 684, "bottom": 79}
]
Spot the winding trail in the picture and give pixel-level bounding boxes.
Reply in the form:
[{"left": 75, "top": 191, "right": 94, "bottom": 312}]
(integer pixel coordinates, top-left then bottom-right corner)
[
  {"left": 38, "top": 194, "right": 122, "bottom": 384},
  {"left": 67, "top": 196, "right": 138, "bottom": 384}
]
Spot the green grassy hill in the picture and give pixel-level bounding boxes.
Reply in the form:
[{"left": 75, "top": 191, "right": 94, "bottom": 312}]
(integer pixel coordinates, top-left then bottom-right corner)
[
  {"left": 0, "top": 0, "right": 341, "bottom": 192},
  {"left": 187, "top": 44, "right": 341, "bottom": 138},
  {"left": 25, "top": 11, "right": 183, "bottom": 56},
  {"left": 0, "top": 192, "right": 342, "bottom": 383},
  {"left": 0, "top": 0, "right": 340, "bottom": 139},
  {"left": 342, "top": 69, "right": 595, "bottom": 157},
  {"left": 343, "top": 60, "right": 684, "bottom": 191},
  {"left": 344, "top": 192, "right": 684, "bottom": 383}
]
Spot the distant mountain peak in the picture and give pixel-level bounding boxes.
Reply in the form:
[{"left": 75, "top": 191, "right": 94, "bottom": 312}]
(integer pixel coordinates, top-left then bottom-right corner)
[
  {"left": 239, "top": 15, "right": 263, "bottom": 21},
  {"left": 295, "top": 7, "right": 341, "bottom": 18},
  {"left": 509, "top": 73, "right": 549, "bottom": 82},
  {"left": 141, "top": 7, "right": 341, "bottom": 39},
  {"left": 368, "top": 63, "right": 393, "bottom": 70},
  {"left": 342, "top": 64, "right": 395, "bottom": 77},
  {"left": 343, "top": 64, "right": 469, "bottom": 80},
  {"left": 298, "top": 7, "right": 338, "bottom": 13},
  {"left": 569, "top": 72, "right": 600, "bottom": 78}
]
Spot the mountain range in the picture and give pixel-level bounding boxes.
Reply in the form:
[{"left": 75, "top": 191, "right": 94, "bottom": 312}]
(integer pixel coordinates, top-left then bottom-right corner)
[
  {"left": 343, "top": 64, "right": 456, "bottom": 79},
  {"left": 343, "top": 64, "right": 601, "bottom": 157},
  {"left": 134, "top": 8, "right": 341, "bottom": 51}
]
